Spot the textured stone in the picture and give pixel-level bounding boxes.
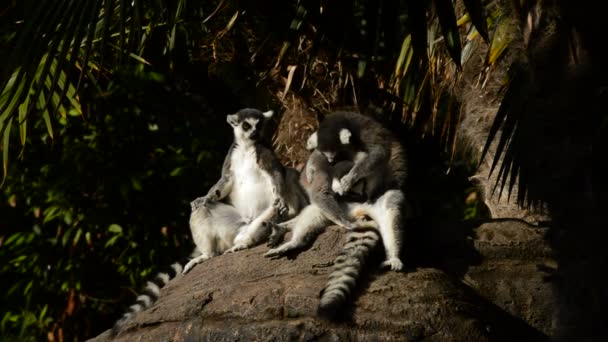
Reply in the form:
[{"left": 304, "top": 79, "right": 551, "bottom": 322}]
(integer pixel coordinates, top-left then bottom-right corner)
[{"left": 90, "top": 220, "right": 554, "bottom": 341}]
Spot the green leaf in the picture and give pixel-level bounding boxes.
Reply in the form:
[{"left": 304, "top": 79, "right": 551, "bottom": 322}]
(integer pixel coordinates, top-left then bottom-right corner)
[
  {"left": 43, "top": 206, "right": 61, "bottom": 224},
  {"left": 394, "top": 34, "right": 413, "bottom": 79},
  {"left": 486, "top": 16, "right": 512, "bottom": 66},
  {"left": 23, "top": 280, "right": 34, "bottom": 295},
  {"left": 62, "top": 228, "right": 73, "bottom": 247},
  {"left": 105, "top": 234, "right": 121, "bottom": 248},
  {"left": 18, "top": 96, "right": 29, "bottom": 147},
  {"left": 38, "top": 92, "right": 54, "bottom": 140},
  {"left": 64, "top": 211, "right": 73, "bottom": 225},
  {"left": 2, "top": 116, "right": 14, "bottom": 185},
  {"left": 4, "top": 233, "right": 23, "bottom": 247},
  {"left": 128, "top": 53, "right": 152, "bottom": 65},
  {"left": 108, "top": 224, "right": 123, "bottom": 234},
  {"left": 39, "top": 305, "right": 48, "bottom": 321},
  {"left": 73, "top": 228, "right": 83, "bottom": 246},
  {"left": 433, "top": 0, "right": 462, "bottom": 69},
  {"left": 169, "top": 167, "right": 183, "bottom": 177}
]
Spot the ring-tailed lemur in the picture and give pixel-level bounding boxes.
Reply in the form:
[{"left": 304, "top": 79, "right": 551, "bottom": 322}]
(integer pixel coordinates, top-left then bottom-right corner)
[
  {"left": 112, "top": 108, "right": 307, "bottom": 335},
  {"left": 185, "top": 108, "right": 307, "bottom": 269},
  {"left": 309, "top": 111, "right": 408, "bottom": 271},
  {"left": 264, "top": 143, "right": 404, "bottom": 317},
  {"left": 266, "top": 111, "right": 408, "bottom": 317}
]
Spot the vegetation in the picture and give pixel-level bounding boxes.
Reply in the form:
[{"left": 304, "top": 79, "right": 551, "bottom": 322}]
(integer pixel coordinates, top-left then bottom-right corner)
[{"left": 1, "top": 0, "right": 605, "bottom": 340}]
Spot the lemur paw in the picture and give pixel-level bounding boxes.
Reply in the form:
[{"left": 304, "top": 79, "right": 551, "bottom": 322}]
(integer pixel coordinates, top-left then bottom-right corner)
[
  {"left": 273, "top": 197, "right": 288, "bottom": 216},
  {"left": 340, "top": 175, "right": 353, "bottom": 195},
  {"left": 331, "top": 175, "right": 353, "bottom": 196},
  {"left": 381, "top": 258, "right": 404, "bottom": 272},
  {"left": 264, "top": 242, "right": 296, "bottom": 258},
  {"left": 182, "top": 261, "right": 196, "bottom": 274},
  {"left": 190, "top": 195, "right": 215, "bottom": 211},
  {"left": 264, "top": 248, "right": 282, "bottom": 258},
  {"left": 224, "top": 244, "right": 247, "bottom": 254},
  {"left": 266, "top": 224, "right": 287, "bottom": 247},
  {"left": 331, "top": 178, "right": 345, "bottom": 195}
]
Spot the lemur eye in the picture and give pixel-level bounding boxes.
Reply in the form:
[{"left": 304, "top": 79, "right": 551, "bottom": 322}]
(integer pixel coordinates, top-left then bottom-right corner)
[{"left": 242, "top": 122, "right": 251, "bottom": 131}]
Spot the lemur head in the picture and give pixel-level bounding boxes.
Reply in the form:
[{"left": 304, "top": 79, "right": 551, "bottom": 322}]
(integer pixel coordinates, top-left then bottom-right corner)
[
  {"left": 306, "top": 117, "right": 360, "bottom": 163},
  {"left": 227, "top": 108, "right": 274, "bottom": 143}
]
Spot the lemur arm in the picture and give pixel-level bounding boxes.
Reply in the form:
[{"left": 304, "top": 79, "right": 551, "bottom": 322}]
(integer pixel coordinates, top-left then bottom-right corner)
[
  {"left": 256, "top": 145, "right": 289, "bottom": 213},
  {"left": 338, "top": 144, "right": 388, "bottom": 194},
  {"left": 191, "top": 145, "right": 234, "bottom": 210},
  {"left": 307, "top": 151, "right": 355, "bottom": 229}
]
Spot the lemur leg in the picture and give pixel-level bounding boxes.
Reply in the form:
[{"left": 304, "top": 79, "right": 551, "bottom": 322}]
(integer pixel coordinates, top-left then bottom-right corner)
[
  {"left": 265, "top": 204, "right": 328, "bottom": 257},
  {"left": 225, "top": 204, "right": 279, "bottom": 253},
  {"left": 183, "top": 254, "right": 213, "bottom": 274},
  {"left": 266, "top": 222, "right": 288, "bottom": 247},
  {"left": 186, "top": 202, "right": 244, "bottom": 272},
  {"left": 366, "top": 189, "right": 405, "bottom": 271},
  {"left": 265, "top": 214, "right": 303, "bottom": 247}
]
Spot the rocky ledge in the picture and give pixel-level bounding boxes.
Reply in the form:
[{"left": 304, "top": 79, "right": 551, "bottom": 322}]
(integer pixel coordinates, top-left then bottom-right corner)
[{"left": 90, "top": 220, "right": 554, "bottom": 341}]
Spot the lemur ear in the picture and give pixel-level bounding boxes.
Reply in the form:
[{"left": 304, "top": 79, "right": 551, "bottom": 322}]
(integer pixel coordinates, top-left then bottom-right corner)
[
  {"left": 339, "top": 128, "right": 351, "bottom": 145},
  {"left": 262, "top": 110, "right": 274, "bottom": 118},
  {"left": 227, "top": 114, "right": 238, "bottom": 127},
  {"left": 306, "top": 132, "right": 318, "bottom": 150}
]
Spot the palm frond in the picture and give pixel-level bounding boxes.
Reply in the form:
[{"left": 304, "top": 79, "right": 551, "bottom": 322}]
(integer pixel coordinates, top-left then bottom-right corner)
[
  {"left": 433, "top": 0, "right": 462, "bottom": 70},
  {"left": 0, "top": 0, "right": 198, "bottom": 184},
  {"left": 462, "top": 0, "right": 489, "bottom": 42}
]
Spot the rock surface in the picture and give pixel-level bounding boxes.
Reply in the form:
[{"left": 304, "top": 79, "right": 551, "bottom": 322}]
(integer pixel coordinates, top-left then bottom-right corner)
[{"left": 90, "top": 220, "right": 554, "bottom": 341}]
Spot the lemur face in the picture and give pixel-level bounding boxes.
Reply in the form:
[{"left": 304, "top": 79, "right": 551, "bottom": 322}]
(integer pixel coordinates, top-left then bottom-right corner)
[
  {"left": 227, "top": 108, "right": 273, "bottom": 142},
  {"left": 306, "top": 128, "right": 354, "bottom": 164}
]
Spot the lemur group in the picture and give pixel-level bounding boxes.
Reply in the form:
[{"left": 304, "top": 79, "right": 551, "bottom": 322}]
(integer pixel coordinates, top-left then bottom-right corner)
[{"left": 113, "top": 108, "right": 409, "bottom": 333}]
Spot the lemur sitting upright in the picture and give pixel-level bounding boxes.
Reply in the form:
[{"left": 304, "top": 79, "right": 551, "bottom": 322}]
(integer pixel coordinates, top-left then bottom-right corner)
[
  {"left": 185, "top": 108, "right": 307, "bottom": 271},
  {"left": 112, "top": 108, "right": 307, "bottom": 335}
]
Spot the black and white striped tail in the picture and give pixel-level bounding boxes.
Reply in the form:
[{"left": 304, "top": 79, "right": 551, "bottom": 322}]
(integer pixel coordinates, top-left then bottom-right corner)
[
  {"left": 111, "top": 256, "right": 192, "bottom": 335},
  {"left": 318, "top": 228, "right": 381, "bottom": 318}
]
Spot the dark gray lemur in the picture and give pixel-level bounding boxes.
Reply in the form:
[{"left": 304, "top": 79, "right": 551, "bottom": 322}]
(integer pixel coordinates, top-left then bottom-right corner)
[
  {"left": 310, "top": 111, "right": 407, "bottom": 197},
  {"left": 307, "top": 111, "right": 408, "bottom": 271},
  {"left": 111, "top": 108, "right": 307, "bottom": 335},
  {"left": 264, "top": 130, "right": 404, "bottom": 316}
]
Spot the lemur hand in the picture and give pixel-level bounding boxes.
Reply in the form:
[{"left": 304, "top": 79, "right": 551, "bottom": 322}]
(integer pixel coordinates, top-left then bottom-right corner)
[
  {"left": 336, "top": 174, "right": 354, "bottom": 195},
  {"left": 190, "top": 192, "right": 218, "bottom": 211},
  {"left": 273, "top": 197, "right": 288, "bottom": 216}
]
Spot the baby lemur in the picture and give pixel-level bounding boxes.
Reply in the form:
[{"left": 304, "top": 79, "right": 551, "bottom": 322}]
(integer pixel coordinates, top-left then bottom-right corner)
[{"left": 112, "top": 108, "right": 307, "bottom": 334}]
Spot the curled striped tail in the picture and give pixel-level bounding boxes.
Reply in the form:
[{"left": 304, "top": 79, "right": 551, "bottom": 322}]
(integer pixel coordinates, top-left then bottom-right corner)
[
  {"left": 318, "top": 228, "right": 381, "bottom": 318},
  {"left": 111, "top": 255, "right": 193, "bottom": 335}
]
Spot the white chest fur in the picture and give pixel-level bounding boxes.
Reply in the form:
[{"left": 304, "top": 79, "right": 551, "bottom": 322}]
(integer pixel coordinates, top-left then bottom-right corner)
[{"left": 228, "top": 144, "right": 274, "bottom": 220}]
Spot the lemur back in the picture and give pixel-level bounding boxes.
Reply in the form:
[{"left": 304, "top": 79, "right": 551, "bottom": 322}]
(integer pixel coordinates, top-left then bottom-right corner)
[
  {"left": 312, "top": 111, "right": 407, "bottom": 198},
  {"left": 112, "top": 108, "right": 307, "bottom": 335}
]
